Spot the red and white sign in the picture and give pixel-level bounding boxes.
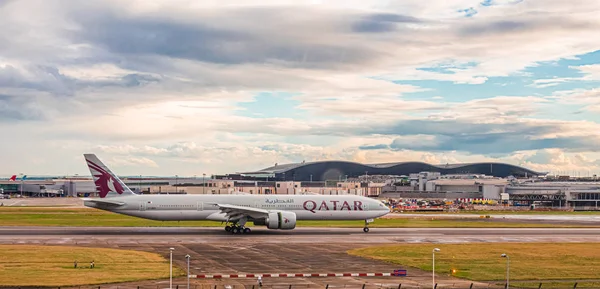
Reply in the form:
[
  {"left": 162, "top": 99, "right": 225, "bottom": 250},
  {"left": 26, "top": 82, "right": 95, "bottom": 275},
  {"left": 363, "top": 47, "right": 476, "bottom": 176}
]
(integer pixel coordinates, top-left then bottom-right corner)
[{"left": 190, "top": 271, "right": 406, "bottom": 278}]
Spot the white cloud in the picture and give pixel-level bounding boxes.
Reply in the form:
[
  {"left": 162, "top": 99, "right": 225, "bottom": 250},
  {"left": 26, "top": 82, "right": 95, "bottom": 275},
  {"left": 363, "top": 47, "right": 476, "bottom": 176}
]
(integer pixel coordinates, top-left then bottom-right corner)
[
  {"left": 531, "top": 63, "right": 600, "bottom": 87},
  {"left": 552, "top": 88, "right": 600, "bottom": 113},
  {"left": 572, "top": 64, "right": 600, "bottom": 81},
  {"left": 428, "top": 96, "right": 551, "bottom": 123},
  {"left": 520, "top": 149, "right": 600, "bottom": 175},
  {"left": 110, "top": 157, "right": 159, "bottom": 168}
]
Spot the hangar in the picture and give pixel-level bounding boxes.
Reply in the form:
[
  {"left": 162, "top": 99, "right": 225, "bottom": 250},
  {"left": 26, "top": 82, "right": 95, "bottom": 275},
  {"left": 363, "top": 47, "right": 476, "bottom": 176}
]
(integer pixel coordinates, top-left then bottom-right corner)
[{"left": 233, "top": 161, "right": 544, "bottom": 182}]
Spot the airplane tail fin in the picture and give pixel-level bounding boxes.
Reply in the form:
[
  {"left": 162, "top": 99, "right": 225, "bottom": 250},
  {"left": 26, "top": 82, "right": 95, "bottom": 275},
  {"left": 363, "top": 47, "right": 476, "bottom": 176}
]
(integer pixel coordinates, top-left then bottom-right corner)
[
  {"left": 8, "top": 175, "right": 16, "bottom": 181},
  {"left": 84, "top": 154, "right": 137, "bottom": 198}
]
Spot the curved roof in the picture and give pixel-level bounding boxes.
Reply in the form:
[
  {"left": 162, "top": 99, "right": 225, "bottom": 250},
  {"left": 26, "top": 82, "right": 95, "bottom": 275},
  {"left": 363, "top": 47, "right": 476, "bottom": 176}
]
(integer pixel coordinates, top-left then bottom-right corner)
[{"left": 242, "top": 160, "right": 544, "bottom": 181}]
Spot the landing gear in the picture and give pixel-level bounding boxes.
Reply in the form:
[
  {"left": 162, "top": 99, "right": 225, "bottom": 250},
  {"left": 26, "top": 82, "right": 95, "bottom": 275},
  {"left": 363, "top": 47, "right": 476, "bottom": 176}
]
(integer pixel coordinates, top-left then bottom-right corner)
[
  {"left": 231, "top": 226, "right": 251, "bottom": 234},
  {"left": 363, "top": 219, "right": 373, "bottom": 233},
  {"left": 224, "top": 222, "right": 252, "bottom": 234}
]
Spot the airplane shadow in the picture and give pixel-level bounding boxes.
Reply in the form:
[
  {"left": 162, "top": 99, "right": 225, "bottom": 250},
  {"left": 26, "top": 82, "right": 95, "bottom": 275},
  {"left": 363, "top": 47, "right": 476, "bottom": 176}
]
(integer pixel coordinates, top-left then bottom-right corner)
[{"left": 4, "top": 228, "right": 379, "bottom": 236}]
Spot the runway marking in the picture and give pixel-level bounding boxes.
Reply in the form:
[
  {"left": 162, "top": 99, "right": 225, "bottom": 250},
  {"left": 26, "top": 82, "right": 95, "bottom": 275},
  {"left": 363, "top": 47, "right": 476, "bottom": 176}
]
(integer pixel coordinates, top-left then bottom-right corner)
[{"left": 7, "top": 200, "right": 23, "bottom": 206}]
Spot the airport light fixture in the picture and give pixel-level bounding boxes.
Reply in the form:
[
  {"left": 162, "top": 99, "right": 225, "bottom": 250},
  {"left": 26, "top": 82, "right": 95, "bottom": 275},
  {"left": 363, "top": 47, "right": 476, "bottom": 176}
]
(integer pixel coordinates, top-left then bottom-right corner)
[
  {"left": 185, "top": 254, "right": 191, "bottom": 289},
  {"left": 19, "top": 173, "right": 23, "bottom": 196},
  {"left": 203, "top": 173, "right": 206, "bottom": 194},
  {"left": 432, "top": 248, "right": 440, "bottom": 289},
  {"left": 501, "top": 254, "right": 509, "bottom": 289},
  {"left": 169, "top": 247, "right": 175, "bottom": 289}
]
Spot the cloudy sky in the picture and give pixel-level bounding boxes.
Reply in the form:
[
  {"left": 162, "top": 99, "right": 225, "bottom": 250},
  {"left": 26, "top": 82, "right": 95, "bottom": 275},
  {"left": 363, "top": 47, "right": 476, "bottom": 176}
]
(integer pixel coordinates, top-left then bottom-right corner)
[{"left": 1, "top": 0, "right": 600, "bottom": 177}]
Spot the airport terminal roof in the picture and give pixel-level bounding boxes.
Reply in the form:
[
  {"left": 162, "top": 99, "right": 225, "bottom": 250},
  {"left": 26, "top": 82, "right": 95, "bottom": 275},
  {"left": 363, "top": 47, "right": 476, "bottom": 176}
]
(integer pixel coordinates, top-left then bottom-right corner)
[
  {"left": 245, "top": 160, "right": 543, "bottom": 174},
  {"left": 238, "top": 160, "right": 545, "bottom": 181}
]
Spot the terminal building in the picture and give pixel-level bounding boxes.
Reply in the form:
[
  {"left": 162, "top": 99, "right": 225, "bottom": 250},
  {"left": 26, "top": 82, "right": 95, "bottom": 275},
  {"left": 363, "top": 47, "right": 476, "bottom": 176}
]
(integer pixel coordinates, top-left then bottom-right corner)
[
  {"left": 2, "top": 160, "right": 599, "bottom": 210},
  {"left": 0, "top": 160, "right": 545, "bottom": 198}
]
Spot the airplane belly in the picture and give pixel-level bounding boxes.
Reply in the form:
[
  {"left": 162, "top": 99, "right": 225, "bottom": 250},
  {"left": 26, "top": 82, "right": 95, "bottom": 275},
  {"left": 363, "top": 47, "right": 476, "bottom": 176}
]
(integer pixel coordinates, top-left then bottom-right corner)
[
  {"left": 119, "top": 210, "right": 214, "bottom": 221},
  {"left": 295, "top": 210, "right": 373, "bottom": 221}
]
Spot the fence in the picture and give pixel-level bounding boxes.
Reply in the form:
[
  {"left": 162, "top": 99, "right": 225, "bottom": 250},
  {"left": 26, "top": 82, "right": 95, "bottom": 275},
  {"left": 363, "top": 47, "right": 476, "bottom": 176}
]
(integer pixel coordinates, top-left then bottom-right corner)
[{"left": 5, "top": 282, "right": 600, "bottom": 289}]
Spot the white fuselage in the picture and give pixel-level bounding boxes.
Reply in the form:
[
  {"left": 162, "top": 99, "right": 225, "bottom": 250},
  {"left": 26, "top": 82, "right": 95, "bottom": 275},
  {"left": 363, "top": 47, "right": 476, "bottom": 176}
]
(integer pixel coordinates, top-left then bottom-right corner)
[{"left": 84, "top": 194, "right": 390, "bottom": 222}]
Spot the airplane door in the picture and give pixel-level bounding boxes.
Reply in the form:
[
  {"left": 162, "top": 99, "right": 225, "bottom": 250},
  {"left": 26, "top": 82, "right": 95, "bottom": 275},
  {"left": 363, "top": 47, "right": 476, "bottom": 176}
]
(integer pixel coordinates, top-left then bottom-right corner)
[
  {"left": 197, "top": 202, "right": 203, "bottom": 211},
  {"left": 139, "top": 202, "right": 146, "bottom": 211}
]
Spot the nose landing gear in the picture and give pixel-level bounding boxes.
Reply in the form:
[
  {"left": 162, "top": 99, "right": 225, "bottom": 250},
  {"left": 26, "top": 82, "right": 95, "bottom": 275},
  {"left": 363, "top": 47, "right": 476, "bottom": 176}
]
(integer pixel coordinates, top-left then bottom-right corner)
[{"left": 363, "top": 218, "right": 374, "bottom": 233}]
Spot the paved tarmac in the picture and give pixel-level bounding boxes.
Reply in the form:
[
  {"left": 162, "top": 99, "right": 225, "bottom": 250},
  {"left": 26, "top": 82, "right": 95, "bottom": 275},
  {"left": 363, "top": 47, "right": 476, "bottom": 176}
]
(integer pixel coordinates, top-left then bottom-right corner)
[
  {"left": 0, "top": 197, "right": 85, "bottom": 207},
  {"left": 147, "top": 243, "right": 488, "bottom": 289},
  {"left": 5, "top": 226, "right": 600, "bottom": 289},
  {"left": 3, "top": 226, "right": 600, "bottom": 245}
]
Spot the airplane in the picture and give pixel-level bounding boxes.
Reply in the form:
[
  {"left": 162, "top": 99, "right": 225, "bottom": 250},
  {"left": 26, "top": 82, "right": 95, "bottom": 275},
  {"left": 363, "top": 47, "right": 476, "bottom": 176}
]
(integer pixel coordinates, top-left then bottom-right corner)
[{"left": 82, "top": 154, "right": 390, "bottom": 234}]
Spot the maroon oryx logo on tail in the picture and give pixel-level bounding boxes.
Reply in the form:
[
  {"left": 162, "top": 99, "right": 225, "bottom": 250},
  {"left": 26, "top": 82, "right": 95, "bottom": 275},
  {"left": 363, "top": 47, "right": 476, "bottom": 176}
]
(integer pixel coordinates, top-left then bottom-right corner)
[{"left": 86, "top": 159, "right": 125, "bottom": 198}]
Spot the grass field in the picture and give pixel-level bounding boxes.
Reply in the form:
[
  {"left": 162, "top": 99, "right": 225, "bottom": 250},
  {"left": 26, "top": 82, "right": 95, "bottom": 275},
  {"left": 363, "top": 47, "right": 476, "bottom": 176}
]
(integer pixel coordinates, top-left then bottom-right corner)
[
  {"left": 348, "top": 243, "right": 600, "bottom": 288},
  {"left": 0, "top": 207, "right": 597, "bottom": 227},
  {"left": 0, "top": 245, "right": 185, "bottom": 286}
]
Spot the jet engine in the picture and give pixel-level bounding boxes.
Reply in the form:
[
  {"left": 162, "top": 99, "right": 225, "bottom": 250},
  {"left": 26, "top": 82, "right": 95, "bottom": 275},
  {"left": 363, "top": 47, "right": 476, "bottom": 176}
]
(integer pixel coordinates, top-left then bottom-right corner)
[{"left": 254, "top": 211, "right": 296, "bottom": 230}]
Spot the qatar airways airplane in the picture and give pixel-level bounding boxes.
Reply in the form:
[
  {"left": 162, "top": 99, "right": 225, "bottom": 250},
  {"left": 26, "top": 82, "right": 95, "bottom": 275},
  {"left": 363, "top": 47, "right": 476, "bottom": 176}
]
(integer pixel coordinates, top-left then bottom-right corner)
[{"left": 82, "top": 154, "right": 390, "bottom": 234}]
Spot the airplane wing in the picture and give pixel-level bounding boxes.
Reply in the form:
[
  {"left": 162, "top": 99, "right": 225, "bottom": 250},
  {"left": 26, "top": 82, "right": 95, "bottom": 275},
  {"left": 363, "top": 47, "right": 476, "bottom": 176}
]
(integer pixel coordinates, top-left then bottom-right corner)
[
  {"left": 210, "top": 203, "right": 269, "bottom": 220},
  {"left": 81, "top": 198, "right": 126, "bottom": 206}
]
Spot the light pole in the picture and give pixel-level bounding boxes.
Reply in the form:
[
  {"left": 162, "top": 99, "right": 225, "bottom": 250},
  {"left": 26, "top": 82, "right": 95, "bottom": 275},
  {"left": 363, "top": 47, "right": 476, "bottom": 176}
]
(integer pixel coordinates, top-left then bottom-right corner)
[
  {"left": 175, "top": 175, "right": 178, "bottom": 194},
  {"left": 501, "top": 253, "right": 510, "bottom": 289},
  {"left": 203, "top": 173, "right": 206, "bottom": 194},
  {"left": 169, "top": 247, "right": 175, "bottom": 289},
  {"left": 433, "top": 248, "right": 440, "bottom": 289},
  {"left": 19, "top": 173, "right": 23, "bottom": 196},
  {"left": 185, "top": 254, "right": 190, "bottom": 289}
]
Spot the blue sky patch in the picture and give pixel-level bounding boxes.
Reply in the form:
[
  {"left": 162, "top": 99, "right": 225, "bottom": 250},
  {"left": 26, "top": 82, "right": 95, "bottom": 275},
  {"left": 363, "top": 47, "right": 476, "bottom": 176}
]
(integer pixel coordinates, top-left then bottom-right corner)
[{"left": 236, "top": 92, "right": 305, "bottom": 119}]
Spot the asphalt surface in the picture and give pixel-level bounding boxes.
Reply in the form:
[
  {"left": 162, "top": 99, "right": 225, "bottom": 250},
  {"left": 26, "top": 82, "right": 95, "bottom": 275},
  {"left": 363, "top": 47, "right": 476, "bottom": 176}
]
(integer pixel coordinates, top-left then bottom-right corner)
[
  {"left": 2, "top": 226, "right": 600, "bottom": 245},
  {"left": 144, "top": 243, "right": 486, "bottom": 289},
  {"left": 4, "top": 226, "right": 600, "bottom": 289}
]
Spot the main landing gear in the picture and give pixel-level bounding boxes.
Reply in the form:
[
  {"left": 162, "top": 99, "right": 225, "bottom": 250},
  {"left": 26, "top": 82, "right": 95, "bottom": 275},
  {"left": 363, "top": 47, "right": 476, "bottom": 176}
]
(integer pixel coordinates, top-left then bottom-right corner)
[{"left": 224, "top": 223, "right": 252, "bottom": 234}]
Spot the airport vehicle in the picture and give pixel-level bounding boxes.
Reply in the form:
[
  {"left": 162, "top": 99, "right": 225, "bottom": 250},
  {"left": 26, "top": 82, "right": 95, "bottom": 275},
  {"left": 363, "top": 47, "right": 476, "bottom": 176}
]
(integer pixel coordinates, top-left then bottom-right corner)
[{"left": 82, "top": 154, "right": 390, "bottom": 233}]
